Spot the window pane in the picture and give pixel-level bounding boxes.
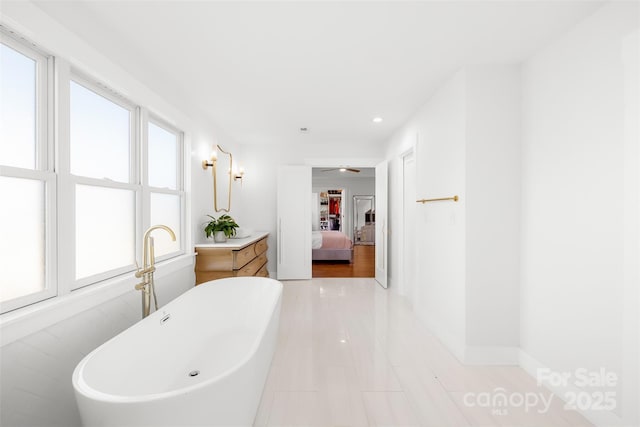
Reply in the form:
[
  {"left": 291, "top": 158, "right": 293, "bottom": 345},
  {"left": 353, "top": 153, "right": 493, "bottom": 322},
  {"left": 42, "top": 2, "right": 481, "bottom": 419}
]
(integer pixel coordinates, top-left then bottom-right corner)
[
  {"left": 70, "top": 81, "right": 130, "bottom": 182},
  {"left": 150, "top": 192, "right": 180, "bottom": 256},
  {"left": 148, "top": 122, "right": 177, "bottom": 189},
  {"left": 0, "top": 43, "right": 36, "bottom": 169},
  {"left": 0, "top": 177, "right": 45, "bottom": 302},
  {"left": 76, "top": 184, "right": 134, "bottom": 279}
]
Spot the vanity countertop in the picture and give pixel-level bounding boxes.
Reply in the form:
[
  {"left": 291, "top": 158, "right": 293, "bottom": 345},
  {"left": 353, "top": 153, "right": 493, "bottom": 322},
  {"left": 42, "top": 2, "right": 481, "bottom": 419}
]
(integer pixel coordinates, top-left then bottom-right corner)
[{"left": 194, "top": 231, "right": 269, "bottom": 250}]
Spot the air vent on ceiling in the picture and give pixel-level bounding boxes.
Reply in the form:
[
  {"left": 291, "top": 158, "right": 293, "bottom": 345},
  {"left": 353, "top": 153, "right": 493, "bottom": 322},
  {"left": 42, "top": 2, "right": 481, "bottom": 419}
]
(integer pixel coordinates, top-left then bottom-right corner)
[{"left": 299, "top": 127, "right": 309, "bottom": 133}]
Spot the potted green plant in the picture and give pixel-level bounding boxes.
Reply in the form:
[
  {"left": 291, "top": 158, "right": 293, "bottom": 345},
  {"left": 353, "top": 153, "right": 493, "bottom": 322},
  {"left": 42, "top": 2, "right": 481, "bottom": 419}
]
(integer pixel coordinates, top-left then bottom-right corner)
[{"left": 204, "top": 214, "right": 239, "bottom": 243}]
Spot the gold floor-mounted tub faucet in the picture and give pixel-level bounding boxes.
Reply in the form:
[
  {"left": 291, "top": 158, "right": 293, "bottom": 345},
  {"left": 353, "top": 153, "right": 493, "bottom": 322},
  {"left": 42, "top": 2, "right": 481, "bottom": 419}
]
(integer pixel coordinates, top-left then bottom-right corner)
[{"left": 135, "top": 225, "right": 176, "bottom": 318}]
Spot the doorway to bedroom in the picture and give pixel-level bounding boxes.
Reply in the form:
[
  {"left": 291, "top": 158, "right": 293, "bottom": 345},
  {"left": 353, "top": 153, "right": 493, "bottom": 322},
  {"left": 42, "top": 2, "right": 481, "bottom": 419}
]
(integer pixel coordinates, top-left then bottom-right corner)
[{"left": 311, "top": 167, "right": 375, "bottom": 278}]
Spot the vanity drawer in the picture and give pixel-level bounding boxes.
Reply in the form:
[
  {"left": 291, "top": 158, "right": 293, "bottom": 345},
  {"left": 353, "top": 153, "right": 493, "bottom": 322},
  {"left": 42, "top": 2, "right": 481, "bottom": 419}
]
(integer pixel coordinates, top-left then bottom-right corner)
[
  {"left": 254, "top": 237, "right": 268, "bottom": 256},
  {"left": 237, "top": 253, "right": 267, "bottom": 277},
  {"left": 256, "top": 264, "right": 269, "bottom": 278},
  {"left": 195, "top": 248, "right": 234, "bottom": 271},
  {"left": 194, "top": 233, "right": 270, "bottom": 285},
  {"left": 233, "top": 243, "right": 256, "bottom": 269}
]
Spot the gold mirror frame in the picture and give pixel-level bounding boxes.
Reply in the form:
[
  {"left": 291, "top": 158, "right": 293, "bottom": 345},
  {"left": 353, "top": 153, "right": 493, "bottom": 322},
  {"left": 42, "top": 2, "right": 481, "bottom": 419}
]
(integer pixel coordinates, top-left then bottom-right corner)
[{"left": 202, "top": 144, "right": 232, "bottom": 212}]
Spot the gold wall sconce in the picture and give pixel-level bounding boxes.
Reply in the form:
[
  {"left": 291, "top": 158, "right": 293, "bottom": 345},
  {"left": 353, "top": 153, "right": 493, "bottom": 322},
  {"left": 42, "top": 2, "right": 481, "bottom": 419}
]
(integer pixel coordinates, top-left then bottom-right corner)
[
  {"left": 233, "top": 166, "right": 245, "bottom": 184},
  {"left": 202, "top": 144, "right": 232, "bottom": 212}
]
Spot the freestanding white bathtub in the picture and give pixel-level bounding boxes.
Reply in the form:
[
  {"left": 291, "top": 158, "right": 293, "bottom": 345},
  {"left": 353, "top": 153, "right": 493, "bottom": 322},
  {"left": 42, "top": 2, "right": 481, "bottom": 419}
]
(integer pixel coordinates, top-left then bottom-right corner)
[{"left": 72, "top": 276, "right": 282, "bottom": 427}]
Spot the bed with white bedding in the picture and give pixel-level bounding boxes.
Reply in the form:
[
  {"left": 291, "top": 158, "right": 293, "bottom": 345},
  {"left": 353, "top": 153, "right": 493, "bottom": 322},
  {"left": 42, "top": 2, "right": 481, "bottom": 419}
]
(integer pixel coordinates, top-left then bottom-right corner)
[{"left": 312, "top": 230, "right": 353, "bottom": 262}]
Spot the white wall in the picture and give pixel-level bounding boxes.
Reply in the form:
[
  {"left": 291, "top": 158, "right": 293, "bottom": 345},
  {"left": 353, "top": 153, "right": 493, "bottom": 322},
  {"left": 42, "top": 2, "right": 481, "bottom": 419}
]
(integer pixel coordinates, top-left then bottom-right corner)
[
  {"left": 385, "top": 66, "right": 522, "bottom": 363},
  {"left": 622, "top": 28, "right": 639, "bottom": 427},
  {"left": 385, "top": 2, "right": 639, "bottom": 423},
  {"left": 191, "top": 136, "right": 243, "bottom": 245},
  {"left": 0, "top": 3, "right": 238, "bottom": 426},
  {"left": 412, "top": 71, "right": 468, "bottom": 359},
  {"left": 465, "top": 65, "right": 521, "bottom": 356},
  {"left": 520, "top": 1, "right": 639, "bottom": 424}
]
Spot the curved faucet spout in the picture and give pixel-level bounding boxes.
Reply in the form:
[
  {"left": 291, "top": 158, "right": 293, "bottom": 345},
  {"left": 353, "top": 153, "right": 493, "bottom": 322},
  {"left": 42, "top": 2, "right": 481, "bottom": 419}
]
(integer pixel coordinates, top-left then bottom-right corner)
[
  {"left": 143, "top": 225, "right": 177, "bottom": 268},
  {"left": 144, "top": 224, "right": 177, "bottom": 242}
]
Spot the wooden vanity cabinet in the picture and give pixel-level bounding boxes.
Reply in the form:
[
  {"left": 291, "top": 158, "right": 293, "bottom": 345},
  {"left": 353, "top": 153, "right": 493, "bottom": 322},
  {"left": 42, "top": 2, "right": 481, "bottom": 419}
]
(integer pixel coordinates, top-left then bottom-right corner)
[{"left": 195, "top": 233, "right": 269, "bottom": 285}]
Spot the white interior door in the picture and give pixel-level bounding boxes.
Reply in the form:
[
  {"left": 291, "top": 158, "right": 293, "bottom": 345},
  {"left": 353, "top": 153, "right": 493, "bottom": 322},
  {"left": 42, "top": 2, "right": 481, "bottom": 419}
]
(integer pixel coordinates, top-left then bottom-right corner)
[
  {"left": 277, "top": 165, "right": 311, "bottom": 280},
  {"left": 375, "top": 161, "right": 388, "bottom": 288}
]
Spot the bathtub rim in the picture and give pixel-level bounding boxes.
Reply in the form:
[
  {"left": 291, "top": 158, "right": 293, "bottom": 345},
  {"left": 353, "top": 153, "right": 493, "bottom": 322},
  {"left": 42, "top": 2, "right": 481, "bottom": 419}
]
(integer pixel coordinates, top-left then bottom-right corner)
[{"left": 72, "top": 276, "right": 282, "bottom": 404}]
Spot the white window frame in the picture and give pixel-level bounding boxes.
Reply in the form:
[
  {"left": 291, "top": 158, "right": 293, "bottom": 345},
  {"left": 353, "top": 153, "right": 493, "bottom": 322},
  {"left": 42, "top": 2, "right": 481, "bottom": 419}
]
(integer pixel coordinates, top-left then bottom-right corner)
[
  {"left": 0, "top": 29, "right": 188, "bottom": 318},
  {"left": 142, "top": 112, "right": 186, "bottom": 262},
  {"left": 0, "top": 35, "right": 56, "bottom": 314},
  {"left": 65, "top": 72, "right": 141, "bottom": 291}
]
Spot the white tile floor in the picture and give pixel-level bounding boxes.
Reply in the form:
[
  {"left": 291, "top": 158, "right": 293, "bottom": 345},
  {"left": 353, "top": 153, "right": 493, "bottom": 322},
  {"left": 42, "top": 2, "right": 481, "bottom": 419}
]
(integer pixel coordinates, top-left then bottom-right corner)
[{"left": 254, "top": 278, "right": 594, "bottom": 427}]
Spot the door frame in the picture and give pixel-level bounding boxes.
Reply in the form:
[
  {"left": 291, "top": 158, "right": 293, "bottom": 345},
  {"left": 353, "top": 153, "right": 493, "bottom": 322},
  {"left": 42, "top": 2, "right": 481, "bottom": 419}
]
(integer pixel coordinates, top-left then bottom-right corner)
[
  {"left": 303, "top": 158, "right": 387, "bottom": 281},
  {"left": 375, "top": 160, "right": 388, "bottom": 288}
]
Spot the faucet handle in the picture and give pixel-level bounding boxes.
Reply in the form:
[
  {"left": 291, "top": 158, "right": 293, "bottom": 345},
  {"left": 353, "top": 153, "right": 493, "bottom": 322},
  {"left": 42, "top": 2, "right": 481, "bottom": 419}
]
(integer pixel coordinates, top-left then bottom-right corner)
[{"left": 134, "top": 260, "right": 143, "bottom": 278}]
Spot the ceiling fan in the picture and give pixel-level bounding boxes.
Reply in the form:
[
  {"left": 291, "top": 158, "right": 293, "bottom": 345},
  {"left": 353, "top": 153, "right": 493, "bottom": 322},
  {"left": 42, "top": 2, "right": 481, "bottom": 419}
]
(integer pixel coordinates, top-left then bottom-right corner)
[{"left": 321, "top": 167, "right": 361, "bottom": 173}]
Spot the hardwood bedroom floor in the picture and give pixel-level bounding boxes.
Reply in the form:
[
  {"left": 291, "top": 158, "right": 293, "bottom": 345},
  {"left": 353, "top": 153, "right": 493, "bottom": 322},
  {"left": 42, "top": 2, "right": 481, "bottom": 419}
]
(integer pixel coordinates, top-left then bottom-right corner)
[
  {"left": 253, "top": 279, "right": 594, "bottom": 427},
  {"left": 312, "top": 245, "right": 375, "bottom": 278}
]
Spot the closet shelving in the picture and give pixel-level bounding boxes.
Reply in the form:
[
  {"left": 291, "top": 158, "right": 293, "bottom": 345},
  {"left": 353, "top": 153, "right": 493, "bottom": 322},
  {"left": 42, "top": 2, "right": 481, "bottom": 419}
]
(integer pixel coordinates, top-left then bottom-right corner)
[
  {"left": 319, "top": 192, "right": 329, "bottom": 230},
  {"left": 317, "top": 189, "right": 345, "bottom": 231},
  {"left": 327, "top": 189, "right": 343, "bottom": 232}
]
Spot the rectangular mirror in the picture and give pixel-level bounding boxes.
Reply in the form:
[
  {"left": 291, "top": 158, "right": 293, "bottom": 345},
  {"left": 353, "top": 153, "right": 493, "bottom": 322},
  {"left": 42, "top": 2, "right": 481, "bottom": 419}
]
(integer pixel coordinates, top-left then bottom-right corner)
[{"left": 353, "top": 195, "right": 375, "bottom": 245}]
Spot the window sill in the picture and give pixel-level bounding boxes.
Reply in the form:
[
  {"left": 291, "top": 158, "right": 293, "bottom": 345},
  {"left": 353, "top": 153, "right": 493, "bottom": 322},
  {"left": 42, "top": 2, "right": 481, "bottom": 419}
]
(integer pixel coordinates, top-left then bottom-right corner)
[{"left": 0, "top": 253, "right": 195, "bottom": 346}]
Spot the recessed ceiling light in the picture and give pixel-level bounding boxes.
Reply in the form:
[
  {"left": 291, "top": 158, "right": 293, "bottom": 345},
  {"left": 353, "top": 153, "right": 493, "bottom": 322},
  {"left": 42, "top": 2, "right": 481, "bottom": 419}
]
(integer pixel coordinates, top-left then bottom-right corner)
[{"left": 372, "top": 117, "right": 383, "bottom": 123}]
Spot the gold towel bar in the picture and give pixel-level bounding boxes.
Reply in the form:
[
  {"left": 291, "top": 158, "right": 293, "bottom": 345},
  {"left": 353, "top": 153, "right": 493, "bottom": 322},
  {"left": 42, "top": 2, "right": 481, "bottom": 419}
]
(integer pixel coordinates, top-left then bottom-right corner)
[{"left": 416, "top": 195, "right": 459, "bottom": 204}]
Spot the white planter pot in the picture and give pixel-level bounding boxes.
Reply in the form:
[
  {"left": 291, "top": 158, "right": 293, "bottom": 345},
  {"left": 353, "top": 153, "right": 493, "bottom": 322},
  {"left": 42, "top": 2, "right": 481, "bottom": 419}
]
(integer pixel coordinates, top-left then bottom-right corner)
[{"left": 214, "top": 231, "right": 227, "bottom": 243}]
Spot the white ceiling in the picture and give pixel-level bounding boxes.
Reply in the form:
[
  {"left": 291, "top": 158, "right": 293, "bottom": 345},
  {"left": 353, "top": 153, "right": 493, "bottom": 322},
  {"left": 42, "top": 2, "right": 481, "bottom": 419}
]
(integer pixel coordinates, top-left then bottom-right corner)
[{"left": 32, "top": 0, "right": 603, "bottom": 147}]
